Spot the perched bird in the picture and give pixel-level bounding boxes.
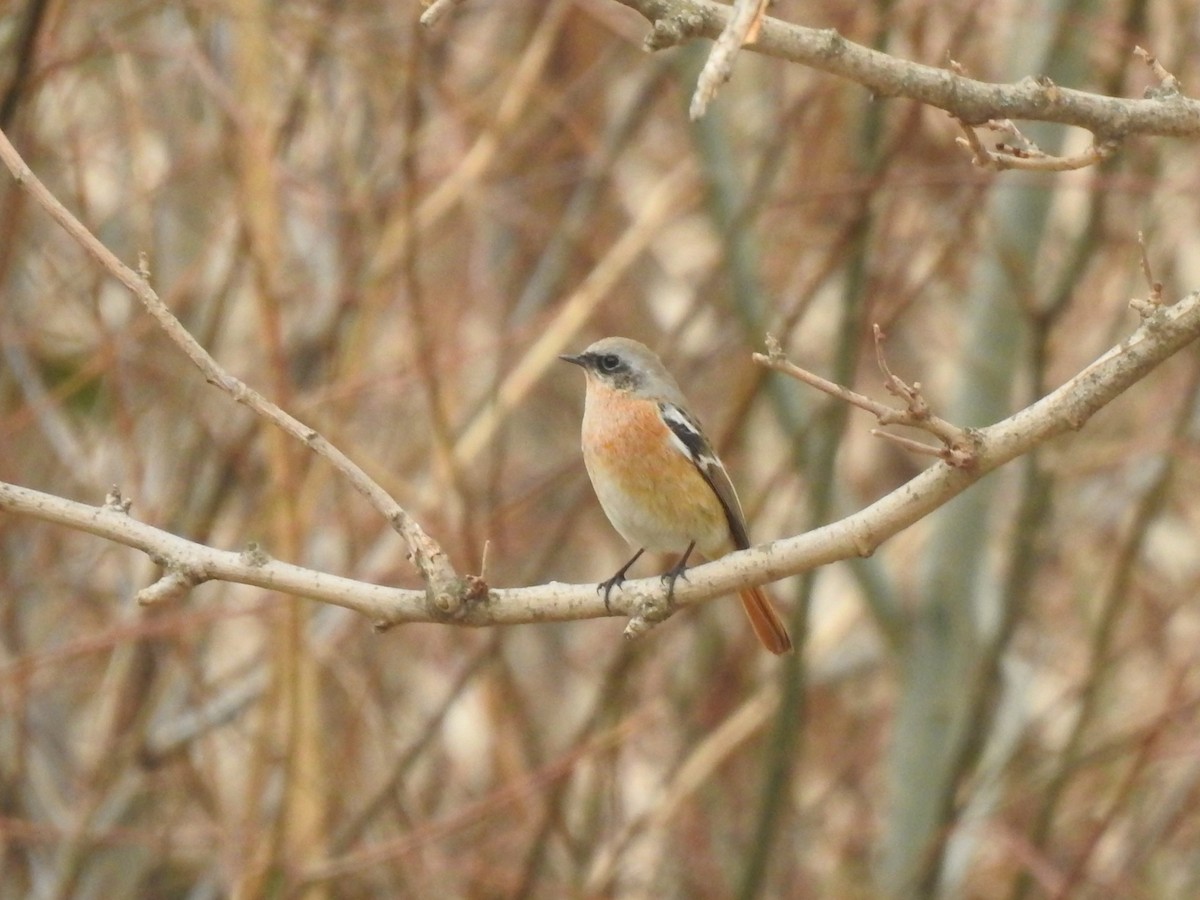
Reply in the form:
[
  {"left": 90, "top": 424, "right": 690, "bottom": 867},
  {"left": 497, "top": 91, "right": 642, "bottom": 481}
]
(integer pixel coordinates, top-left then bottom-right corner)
[{"left": 561, "top": 337, "right": 792, "bottom": 654}]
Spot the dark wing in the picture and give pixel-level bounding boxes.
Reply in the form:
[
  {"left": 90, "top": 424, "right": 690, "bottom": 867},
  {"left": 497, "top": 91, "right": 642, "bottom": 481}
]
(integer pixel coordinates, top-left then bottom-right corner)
[{"left": 658, "top": 401, "right": 751, "bottom": 550}]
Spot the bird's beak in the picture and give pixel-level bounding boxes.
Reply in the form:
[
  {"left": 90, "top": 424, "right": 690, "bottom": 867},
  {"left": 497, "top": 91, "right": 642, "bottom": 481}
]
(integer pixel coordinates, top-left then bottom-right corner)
[{"left": 559, "top": 353, "right": 585, "bottom": 367}]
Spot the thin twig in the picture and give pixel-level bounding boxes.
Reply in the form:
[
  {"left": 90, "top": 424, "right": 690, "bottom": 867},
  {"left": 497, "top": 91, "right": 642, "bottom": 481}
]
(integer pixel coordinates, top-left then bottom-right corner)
[
  {"left": 955, "top": 118, "right": 1120, "bottom": 172},
  {"left": 419, "top": 0, "right": 468, "bottom": 28},
  {"left": 870, "top": 429, "right": 945, "bottom": 458},
  {"left": 689, "top": 0, "right": 768, "bottom": 119},
  {"left": 1130, "top": 230, "right": 1164, "bottom": 316},
  {"left": 756, "top": 331, "right": 976, "bottom": 466},
  {"left": 1134, "top": 45, "right": 1182, "bottom": 98}
]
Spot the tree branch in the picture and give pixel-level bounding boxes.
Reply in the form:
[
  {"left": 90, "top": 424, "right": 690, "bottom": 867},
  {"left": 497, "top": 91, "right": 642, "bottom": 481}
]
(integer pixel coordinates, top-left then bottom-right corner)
[
  {"left": 614, "top": 0, "right": 1200, "bottom": 138},
  {"left": 0, "top": 126, "right": 465, "bottom": 614},
  {"left": 4, "top": 283, "right": 1198, "bottom": 636}
]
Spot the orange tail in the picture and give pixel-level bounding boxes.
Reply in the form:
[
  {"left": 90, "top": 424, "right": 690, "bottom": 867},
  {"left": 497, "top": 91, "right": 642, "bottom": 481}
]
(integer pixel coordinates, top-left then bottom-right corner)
[{"left": 739, "top": 585, "right": 792, "bottom": 655}]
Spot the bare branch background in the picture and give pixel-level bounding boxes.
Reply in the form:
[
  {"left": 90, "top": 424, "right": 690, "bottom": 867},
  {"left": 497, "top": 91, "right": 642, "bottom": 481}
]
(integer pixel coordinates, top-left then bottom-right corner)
[{"left": 2, "top": 0, "right": 1200, "bottom": 897}]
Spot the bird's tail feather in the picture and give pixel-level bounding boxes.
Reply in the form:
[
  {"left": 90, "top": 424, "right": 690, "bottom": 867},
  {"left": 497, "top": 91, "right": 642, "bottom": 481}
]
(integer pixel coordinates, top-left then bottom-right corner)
[{"left": 738, "top": 585, "right": 792, "bottom": 655}]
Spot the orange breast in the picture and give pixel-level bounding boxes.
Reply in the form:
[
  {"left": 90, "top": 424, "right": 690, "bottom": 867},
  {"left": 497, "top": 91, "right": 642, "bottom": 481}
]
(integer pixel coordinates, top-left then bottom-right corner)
[{"left": 579, "top": 381, "right": 728, "bottom": 554}]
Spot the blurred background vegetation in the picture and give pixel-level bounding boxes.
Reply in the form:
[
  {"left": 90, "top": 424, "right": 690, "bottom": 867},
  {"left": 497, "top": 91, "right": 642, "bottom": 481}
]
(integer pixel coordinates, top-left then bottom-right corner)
[{"left": 2, "top": 0, "right": 1200, "bottom": 897}]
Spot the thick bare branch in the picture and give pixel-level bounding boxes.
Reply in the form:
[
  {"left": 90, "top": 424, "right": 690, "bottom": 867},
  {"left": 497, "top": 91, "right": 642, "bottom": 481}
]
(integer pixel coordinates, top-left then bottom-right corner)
[
  {"left": 615, "top": 0, "right": 1200, "bottom": 138},
  {"left": 0, "top": 481, "right": 417, "bottom": 623}
]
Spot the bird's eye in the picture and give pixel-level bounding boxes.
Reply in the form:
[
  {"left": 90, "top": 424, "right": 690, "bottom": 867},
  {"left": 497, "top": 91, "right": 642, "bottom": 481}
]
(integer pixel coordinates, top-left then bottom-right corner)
[{"left": 598, "top": 354, "right": 621, "bottom": 372}]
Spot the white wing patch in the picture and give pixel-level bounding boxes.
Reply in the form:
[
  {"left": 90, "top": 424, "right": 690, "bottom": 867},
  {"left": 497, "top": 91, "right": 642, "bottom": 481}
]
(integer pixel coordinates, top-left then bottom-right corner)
[{"left": 659, "top": 402, "right": 722, "bottom": 471}]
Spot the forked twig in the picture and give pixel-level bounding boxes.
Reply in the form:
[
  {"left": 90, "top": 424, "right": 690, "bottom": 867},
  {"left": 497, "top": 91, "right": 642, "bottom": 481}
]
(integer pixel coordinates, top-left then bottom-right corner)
[
  {"left": 954, "top": 116, "right": 1119, "bottom": 172},
  {"left": 1130, "top": 231, "right": 1165, "bottom": 317},
  {"left": 756, "top": 332, "right": 979, "bottom": 467}
]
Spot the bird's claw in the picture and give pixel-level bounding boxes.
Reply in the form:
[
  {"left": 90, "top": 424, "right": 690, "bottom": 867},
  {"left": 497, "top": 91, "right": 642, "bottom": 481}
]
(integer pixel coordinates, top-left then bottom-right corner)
[{"left": 596, "top": 575, "right": 625, "bottom": 613}]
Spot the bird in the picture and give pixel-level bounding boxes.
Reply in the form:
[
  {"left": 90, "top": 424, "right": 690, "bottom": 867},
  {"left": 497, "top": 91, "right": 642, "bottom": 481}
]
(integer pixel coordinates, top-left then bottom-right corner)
[{"left": 560, "top": 336, "right": 792, "bottom": 654}]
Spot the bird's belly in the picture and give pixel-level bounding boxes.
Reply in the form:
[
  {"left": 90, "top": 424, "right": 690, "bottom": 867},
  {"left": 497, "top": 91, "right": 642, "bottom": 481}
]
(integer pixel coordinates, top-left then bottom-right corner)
[{"left": 588, "top": 466, "right": 725, "bottom": 553}]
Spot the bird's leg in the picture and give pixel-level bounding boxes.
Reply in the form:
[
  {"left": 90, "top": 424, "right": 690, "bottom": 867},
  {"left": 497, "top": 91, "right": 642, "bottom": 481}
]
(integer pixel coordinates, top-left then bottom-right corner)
[
  {"left": 661, "top": 541, "right": 696, "bottom": 606},
  {"left": 598, "top": 548, "right": 645, "bottom": 612}
]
